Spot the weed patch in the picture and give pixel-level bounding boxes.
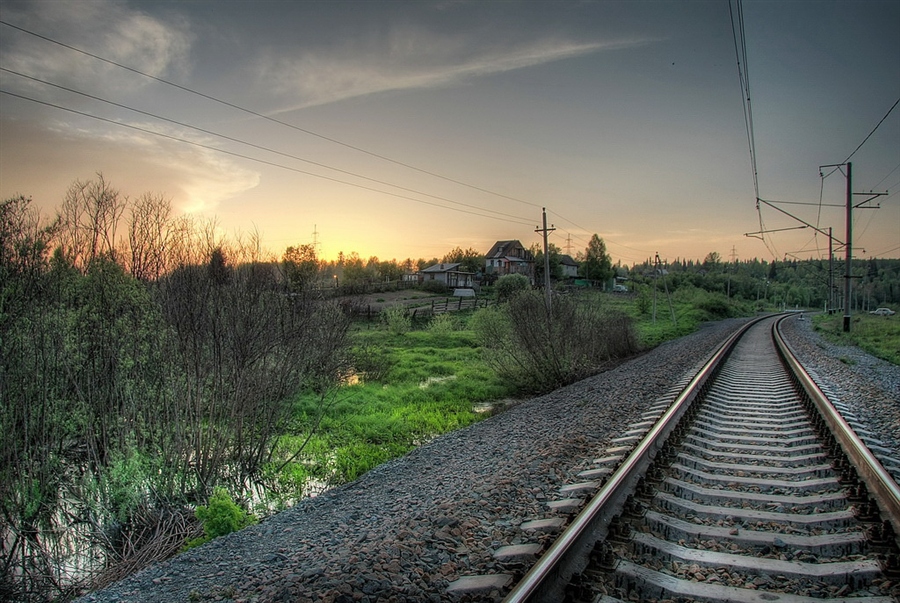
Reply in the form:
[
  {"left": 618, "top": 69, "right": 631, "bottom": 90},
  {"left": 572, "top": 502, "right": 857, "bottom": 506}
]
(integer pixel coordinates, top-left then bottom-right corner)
[{"left": 812, "top": 314, "right": 900, "bottom": 365}]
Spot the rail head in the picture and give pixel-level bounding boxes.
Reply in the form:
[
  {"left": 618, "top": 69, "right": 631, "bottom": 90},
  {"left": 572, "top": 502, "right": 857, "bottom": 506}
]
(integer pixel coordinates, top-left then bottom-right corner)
[
  {"left": 774, "top": 315, "right": 900, "bottom": 548},
  {"left": 502, "top": 316, "right": 766, "bottom": 603}
]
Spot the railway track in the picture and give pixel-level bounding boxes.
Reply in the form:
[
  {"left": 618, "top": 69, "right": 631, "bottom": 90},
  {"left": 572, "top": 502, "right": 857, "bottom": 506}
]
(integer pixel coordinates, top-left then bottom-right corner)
[{"left": 476, "top": 315, "right": 900, "bottom": 602}]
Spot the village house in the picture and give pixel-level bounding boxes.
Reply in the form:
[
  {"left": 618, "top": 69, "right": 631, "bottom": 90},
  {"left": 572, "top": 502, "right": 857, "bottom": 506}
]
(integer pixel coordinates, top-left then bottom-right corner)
[
  {"left": 484, "top": 240, "right": 534, "bottom": 281},
  {"left": 418, "top": 262, "right": 475, "bottom": 288},
  {"left": 559, "top": 254, "right": 579, "bottom": 278}
]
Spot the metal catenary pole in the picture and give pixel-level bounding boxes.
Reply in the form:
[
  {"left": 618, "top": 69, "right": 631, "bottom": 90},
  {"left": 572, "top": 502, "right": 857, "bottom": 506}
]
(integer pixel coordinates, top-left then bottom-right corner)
[{"left": 843, "top": 162, "right": 852, "bottom": 332}]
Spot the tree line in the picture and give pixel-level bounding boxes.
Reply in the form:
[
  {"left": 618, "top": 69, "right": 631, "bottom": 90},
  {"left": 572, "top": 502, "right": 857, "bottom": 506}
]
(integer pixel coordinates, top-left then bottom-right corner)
[{"left": 622, "top": 251, "right": 900, "bottom": 312}]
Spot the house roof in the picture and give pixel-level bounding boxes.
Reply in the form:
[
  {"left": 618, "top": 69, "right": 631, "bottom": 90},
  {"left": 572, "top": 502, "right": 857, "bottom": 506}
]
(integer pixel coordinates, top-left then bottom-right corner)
[
  {"left": 485, "top": 240, "right": 532, "bottom": 260},
  {"left": 420, "top": 262, "right": 472, "bottom": 274},
  {"left": 560, "top": 254, "right": 579, "bottom": 267}
]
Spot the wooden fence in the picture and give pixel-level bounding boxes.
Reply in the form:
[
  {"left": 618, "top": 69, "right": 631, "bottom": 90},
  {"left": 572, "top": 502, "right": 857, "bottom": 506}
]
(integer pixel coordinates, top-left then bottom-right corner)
[
  {"left": 348, "top": 297, "right": 493, "bottom": 322},
  {"left": 426, "top": 297, "right": 492, "bottom": 315}
]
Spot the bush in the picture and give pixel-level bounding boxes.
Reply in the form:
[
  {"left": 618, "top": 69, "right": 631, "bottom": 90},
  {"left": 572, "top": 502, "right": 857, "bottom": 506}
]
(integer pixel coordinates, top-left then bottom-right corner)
[
  {"left": 184, "top": 487, "right": 256, "bottom": 549},
  {"left": 420, "top": 280, "right": 448, "bottom": 294},
  {"left": 473, "top": 290, "right": 639, "bottom": 393},
  {"left": 495, "top": 273, "right": 530, "bottom": 302},
  {"left": 381, "top": 305, "right": 411, "bottom": 334},
  {"left": 427, "top": 312, "right": 457, "bottom": 335}
]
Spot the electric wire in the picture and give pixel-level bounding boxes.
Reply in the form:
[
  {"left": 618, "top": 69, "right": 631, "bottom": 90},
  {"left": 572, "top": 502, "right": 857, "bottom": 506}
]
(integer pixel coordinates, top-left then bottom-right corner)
[
  {"left": 729, "top": 0, "right": 759, "bottom": 201},
  {"left": 0, "top": 19, "right": 541, "bottom": 211},
  {"left": 546, "top": 209, "right": 650, "bottom": 261},
  {"left": 0, "top": 66, "right": 532, "bottom": 225},
  {"left": 871, "top": 162, "right": 900, "bottom": 191},
  {"left": 842, "top": 96, "right": 900, "bottom": 165},
  {"left": 2, "top": 18, "right": 638, "bottom": 260},
  {"left": 822, "top": 96, "right": 900, "bottom": 180},
  {"left": 731, "top": 0, "right": 778, "bottom": 259},
  {"left": 0, "top": 88, "right": 536, "bottom": 227}
]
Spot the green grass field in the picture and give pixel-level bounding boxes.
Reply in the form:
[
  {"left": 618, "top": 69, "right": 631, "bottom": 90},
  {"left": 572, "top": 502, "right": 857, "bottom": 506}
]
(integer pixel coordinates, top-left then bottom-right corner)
[
  {"left": 262, "top": 321, "right": 514, "bottom": 508},
  {"left": 812, "top": 312, "right": 900, "bottom": 365},
  {"left": 260, "top": 289, "right": 760, "bottom": 509}
]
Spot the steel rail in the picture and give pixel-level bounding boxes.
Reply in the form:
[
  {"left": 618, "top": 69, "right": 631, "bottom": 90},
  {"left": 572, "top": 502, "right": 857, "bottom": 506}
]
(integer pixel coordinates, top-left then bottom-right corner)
[
  {"left": 774, "top": 315, "right": 900, "bottom": 547},
  {"left": 502, "top": 317, "right": 766, "bottom": 603}
]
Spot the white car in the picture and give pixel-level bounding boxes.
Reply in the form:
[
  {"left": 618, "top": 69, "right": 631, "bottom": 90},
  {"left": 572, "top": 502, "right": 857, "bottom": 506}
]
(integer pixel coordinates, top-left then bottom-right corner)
[{"left": 869, "top": 308, "right": 896, "bottom": 316}]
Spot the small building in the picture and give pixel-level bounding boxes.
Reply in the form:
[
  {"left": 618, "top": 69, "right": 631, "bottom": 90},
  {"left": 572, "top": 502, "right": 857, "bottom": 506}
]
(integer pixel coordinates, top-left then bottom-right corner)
[
  {"left": 418, "top": 263, "right": 475, "bottom": 288},
  {"left": 559, "top": 254, "right": 579, "bottom": 278},
  {"left": 484, "top": 240, "right": 534, "bottom": 279}
]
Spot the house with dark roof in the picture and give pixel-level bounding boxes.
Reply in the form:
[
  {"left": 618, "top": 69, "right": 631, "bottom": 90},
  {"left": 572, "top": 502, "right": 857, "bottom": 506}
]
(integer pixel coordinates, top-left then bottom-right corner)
[
  {"left": 559, "top": 254, "right": 579, "bottom": 278},
  {"left": 484, "top": 240, "right": 534, "bottom": 280},
  {"left": 418, "top": 262, "right": 475, "bottom": 288}
]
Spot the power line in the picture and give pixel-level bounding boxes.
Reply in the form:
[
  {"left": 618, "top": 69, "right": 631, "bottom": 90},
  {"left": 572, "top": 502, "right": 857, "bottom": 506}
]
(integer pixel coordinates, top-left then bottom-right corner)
[
  {"left": 546, "top": 209, "right": 650, "bottom": 259},
  {"left": 822, "top": 96, "right": 900, "bottom": 181},
  {"left": 842, "top": 96, "right": 900, "bottom": 165},
  {"left": 0, "top": 19, "right": 541, "bottom": 211},
  {"left": 0, "top": 88, "right": 536, "bottom": 227},
  {"left": 871, "top": 162, "right": 899, "bottom": 191},
  {"left": 729, "top": 0, "right": 760, "bottom": 201},
  {"left": 0, "top": 66, "right": 532, "bottom": 225},
  {"left": 0, "top": 17, "right": 676, "bottom": 264}
]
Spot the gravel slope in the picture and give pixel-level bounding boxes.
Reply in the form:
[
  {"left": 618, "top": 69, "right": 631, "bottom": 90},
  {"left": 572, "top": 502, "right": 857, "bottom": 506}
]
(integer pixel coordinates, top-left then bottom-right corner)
[
  {"left": 779, "top": 314, "right": 900, "bottom": 478},
  {"left": 78, "top": 315, "right": 898, "bottom": 603}
]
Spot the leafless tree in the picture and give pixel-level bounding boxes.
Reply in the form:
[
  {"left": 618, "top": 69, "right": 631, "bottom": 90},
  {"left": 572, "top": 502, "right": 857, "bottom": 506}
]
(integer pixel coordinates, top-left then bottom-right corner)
[
  {"left": 57, "top": 174, "right": 125, "bottom": 271},
  {"left": 127, "top": 192, "right": 173, "bottom": 281}
]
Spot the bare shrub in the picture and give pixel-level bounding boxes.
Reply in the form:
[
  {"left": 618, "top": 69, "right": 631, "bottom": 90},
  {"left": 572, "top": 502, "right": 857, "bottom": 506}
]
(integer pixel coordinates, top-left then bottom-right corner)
[
  {"left": 472, "top": 290, "right": 638, "bottom": 393},
  {"left": 57, "top": 173, "right": 125, "bottom": 270}
]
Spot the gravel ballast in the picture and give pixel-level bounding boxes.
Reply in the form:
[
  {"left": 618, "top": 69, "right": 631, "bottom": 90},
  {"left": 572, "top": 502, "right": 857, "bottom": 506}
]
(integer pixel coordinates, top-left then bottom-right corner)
[
  {"left": 779, "top": 314, "right": 900, "bottom": 479},
  {"left": 78, "top": 315, "right": 898, "bottom": 603}
]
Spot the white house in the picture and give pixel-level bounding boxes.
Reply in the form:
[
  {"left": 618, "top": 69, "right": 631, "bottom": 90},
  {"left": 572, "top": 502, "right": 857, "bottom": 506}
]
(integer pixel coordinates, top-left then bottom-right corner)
[{"left": 559, "top": 254, "right": 579, "bottom": 278}]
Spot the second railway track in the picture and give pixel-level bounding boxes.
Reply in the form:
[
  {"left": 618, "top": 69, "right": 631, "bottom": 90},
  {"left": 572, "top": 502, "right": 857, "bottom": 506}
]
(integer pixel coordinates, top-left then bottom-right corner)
[{"left": 494, "top": 315, "right": 900, "bottom": 603}]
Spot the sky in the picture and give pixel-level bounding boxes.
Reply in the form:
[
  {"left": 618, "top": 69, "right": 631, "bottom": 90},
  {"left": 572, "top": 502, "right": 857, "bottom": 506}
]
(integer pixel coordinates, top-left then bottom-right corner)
[{"left": 1, "top": 0, "right": 898, "bottom": 266}]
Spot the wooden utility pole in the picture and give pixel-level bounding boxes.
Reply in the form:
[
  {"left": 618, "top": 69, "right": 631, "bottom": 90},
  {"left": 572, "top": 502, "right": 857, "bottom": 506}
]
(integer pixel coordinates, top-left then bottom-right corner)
[
  {"left": 654, "top": 253, "right": 676, "bottom": 324},
  {"left": 536, "top": 208, "right": 555, "bottom": 312}
]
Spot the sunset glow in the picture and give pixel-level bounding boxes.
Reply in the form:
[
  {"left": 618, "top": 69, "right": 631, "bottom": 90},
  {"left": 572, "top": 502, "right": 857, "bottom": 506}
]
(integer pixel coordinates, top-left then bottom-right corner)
[{"left": 1, "top": 0, "right": 898, "bottom": 264}]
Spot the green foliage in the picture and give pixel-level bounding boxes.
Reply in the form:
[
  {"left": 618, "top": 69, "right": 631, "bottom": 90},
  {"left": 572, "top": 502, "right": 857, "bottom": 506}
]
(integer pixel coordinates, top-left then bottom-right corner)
[
  {"left": 283, "top": 243, "right": 320, "bottom": 291},
  {"left": 270, "top": 320, "right": 511, "bottom": 495},
  {"left": 495, "top": 273, "right": 530, "bottom": 301},
  {"left": 100, "top": 448, "right": 152, "bottom": 523},
  {"left": 531, "top": 242, "right": 565, "bottom": 283},
  {"left": 635, "top": 285, "right": 652, "bottom": 315},
  {"left": 1, "top": 180, "right": 354, "bottom": 600},
  {"left": 381, "top": 304, "right": 411, "bottom": 334},
  {"left": 427, "top": 312, "right": 457, "bottom": 335},
  {"left": 441, "top": 246, "right": 484, "bottom": 274},
  {"left": 581, "top": 234, "right": 613, "bottom": 284},
  {"left": 184, "top": 487, "right": 257, "bottom": 549},
  {"left": 812, "top": 313, "right": 900, "bottom": 365}
]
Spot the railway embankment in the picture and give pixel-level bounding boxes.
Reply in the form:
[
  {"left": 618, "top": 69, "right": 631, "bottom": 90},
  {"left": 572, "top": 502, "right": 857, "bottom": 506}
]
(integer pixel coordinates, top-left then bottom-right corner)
[{"left": 78, "top": 314, "right": 900, "bottom": 603}]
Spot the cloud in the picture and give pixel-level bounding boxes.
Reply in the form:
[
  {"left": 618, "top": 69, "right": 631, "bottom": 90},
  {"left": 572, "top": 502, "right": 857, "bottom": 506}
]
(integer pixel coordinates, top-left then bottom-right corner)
[
  {"left": 0, "top": 0, "right": 192, "bottom": 101},
  {"left": 0, "top": 113, "right": 259, "bottom": 219},
  {"left": 97, "top": 123, "right": 261, "bottom": 214},
  {"left": 259, "top": 27, "right": 652, "bottom": 111}
]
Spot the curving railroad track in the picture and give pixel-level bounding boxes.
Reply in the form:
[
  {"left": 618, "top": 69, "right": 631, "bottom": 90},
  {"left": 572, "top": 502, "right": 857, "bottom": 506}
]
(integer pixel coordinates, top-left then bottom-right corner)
[{"left": 455, "top": 315, "right": 900, "bottom": 602}]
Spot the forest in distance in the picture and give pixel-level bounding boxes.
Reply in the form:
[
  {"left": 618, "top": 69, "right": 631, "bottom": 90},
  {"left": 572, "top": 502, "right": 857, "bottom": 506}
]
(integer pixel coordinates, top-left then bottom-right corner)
[{"left": 2, "top": 175, "right": 898, "bottom": 602}]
